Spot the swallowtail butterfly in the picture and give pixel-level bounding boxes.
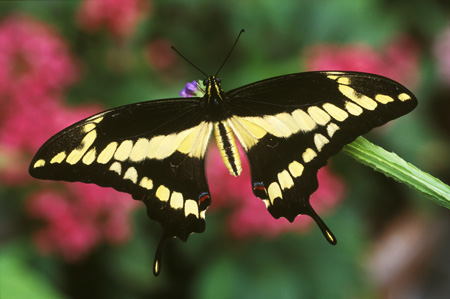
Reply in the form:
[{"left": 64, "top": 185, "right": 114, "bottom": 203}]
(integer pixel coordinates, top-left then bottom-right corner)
[{"left": 29, "top": 49, "right": 417, "bottom": 276}]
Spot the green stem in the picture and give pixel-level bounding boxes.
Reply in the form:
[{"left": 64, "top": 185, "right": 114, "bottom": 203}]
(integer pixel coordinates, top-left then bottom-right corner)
[{"left": 343, "top": 137, "right": 450, "bottom": 209}]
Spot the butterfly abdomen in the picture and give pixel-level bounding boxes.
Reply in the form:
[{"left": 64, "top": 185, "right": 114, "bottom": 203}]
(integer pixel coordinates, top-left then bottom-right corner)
[{"left": 213, "top": 121, "right": 242, "bottom": 177}]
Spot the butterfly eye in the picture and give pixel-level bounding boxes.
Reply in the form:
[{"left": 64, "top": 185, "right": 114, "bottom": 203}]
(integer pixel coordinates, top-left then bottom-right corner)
[
  {"left": 203, "top": 79, "right": 209, "bottom": 86},
  {"left": 215, "top": 77, "right": 222, "bottom": 84}
]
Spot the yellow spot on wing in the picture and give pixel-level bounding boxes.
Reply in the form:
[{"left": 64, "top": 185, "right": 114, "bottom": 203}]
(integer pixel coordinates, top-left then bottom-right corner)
[
  {"left": 327, "top": 75, "right": 339, "bottom": 80},
  {"left": 92, "top": 117, "right": 104, "bottom": 123},
  {"left": 326, "top": 231, "right": 335, "bottom": 243},
  {"left": 123, "top": 167, "right": 138, "bottom": 184},
  {"left": 232, "top": 109, "right": 318, "bottom": 146},
  {"left": 97, "top": 142, "right": 118, "bottom": 164},
  {"left": 130, "top": 138, "right": 150, "bottom": 162},
  {"left": 302, "top": 148, "right": 317, "bottom": 163},
  {"left": 337, "top": 77, "right": 351, "bottom": 85},
  {"left": 231, "top": 117, "right": 267, "bottom": 139},
  {"left": 230, "top": 110, "right": 311, "bottom": 150},
  {"left": 243, "top": 115, "right": 290, "bottom": 138},
  {"left": 228, "top": 117, "right": 265, "bottom": 150},
  {"left": 177, "top": 122, "right": 213, "bottom": 158},
  {"left": 307, "top": 106, "right": 331, "bottom": 126},
  {"left": 322, "top": 103, "right": 348, "bottom": 122},
  {"left": 170, "top": 192, "right": 184, "bottom": 209},
  {"left": 268, "top": 182, "right": 282, "bottom": 204},
  {"left": 83, "top": 123, "right": 96, "bottom": 133},
  {"left": 148, "top": 129, "right": 198, "bottom": 160},
  {"left": 176, "top": 125, "right": 201, "bottom": 155},
  {"left": 326, "top": 123, "right": 340, "bottom": 138},
  {"left": 291, "top": 109, "right": 317, "bottom": 132},
  {"left": 33, "top": 159, "right": 46, "bottom": 168},
  {"left": 398, "top": 93, "right": 411, "bottom": 102},
  {"left": 184, "top": 199, "right": 199, "bottom": 218},
  {"left": 109, "top": 161, "right": 122, "bottom": 175},
  {"left": 275, "top": 112, "right": 300, "bottom": 134},
  {"left": 82, "top": 148, "right": 96, "bottom": 165},
  {"left": 345, "top": 101, "right": 363, "bottom": 116},
  {"left": 375, "top": 94, "right": 394, "bottom": 104},
  {"left": 314, "top": 133, "right": 329, "bottom": 152},
  {"left": 66, "top": 130, "right": 97, "bottom": 165},
  {"left": 156, "top": 185, "right": 170, "bottom": 202},
  {"left": 288, "top": 161, "right": 304, "bottom": 178},
  {"left": 278, "top": 170, "right": 294, "bottom": 190},
  {"left": 339, "top": 85, "right": 378, "bottom": 110},
  {"left": 114, "top": 140, "right": 133, "bottom": 162},
  {"left": 154, "top": 260, "right": 160, "bottom": 277},
  {"left": 190, "top": 122, "right": 213, "bottom": 158},
  {"left": 139, "top": 176, "right": 153, "bottom": 190},
  {"left": 266, "top": 114, "right": 294, "bottom": 136},
  {"left": 50, "top": 151, "right": 66, "bottom": 164}
]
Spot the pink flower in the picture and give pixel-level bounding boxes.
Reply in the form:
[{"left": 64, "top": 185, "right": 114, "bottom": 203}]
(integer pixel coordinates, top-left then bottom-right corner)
[
  {"left": 0, "top": 15, "right": 79, "bottom": 97},
  {"left": 27, "top": 183, "right": 140, "bottom": 262},
  {"left": 0, "top": 14, "right": 82, "bottom": 146},
  {"left": 0, "top": 14, "right": 99, "bottom": 185},
  {"left": 433, "top": 27, "right": 450, "bottom": 85},
  {"left": 0, "top": 89, "right": 101, "bottom": 185},
  {"left": 0, "top": 14, "right": 140, "bottom": 261},
  {"left": 1, "top": 90, "right": 100, "bottom": 153},
  {"left": 77, "top": 0, "right": 150, "bottom": 40},
  {"left": 304, "top": 36, "right": 420, "bottom": 87},
  {"left": 206, "top": 144, "right": 346, "bottom": 239}
]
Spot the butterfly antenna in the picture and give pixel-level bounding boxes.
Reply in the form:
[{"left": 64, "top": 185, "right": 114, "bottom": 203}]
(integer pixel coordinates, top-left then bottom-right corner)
[
  {"left": 171, "top": 46, "right": 208, "bottom": 77},
  {"left": 215, "top": 29, "right": 245, "bottom": 76}
]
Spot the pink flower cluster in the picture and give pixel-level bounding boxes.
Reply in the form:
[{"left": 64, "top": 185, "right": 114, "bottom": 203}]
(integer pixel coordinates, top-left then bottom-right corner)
[
  {"left": 206, "top": 145, "right": 346, "bottom": 239},
  {"left": 304, "top": 36, "right": 421, "bottom": 88},
  {"left": 0, "top": 15, "right": 138, "bottom": 261},
  {"left": 27, "top": 183, "right": 138, "bottom": 262},
  {"left": 0, "top": 16, "right": 78, "bottom": 97},
  {"left": 0, "top": 15, "right": 88, "bottom": 183},
  {"left": 77, "top": 0, "right": 150, "bottom": 40},
  {"left": 0, "top": 15, "right": 93, "bottom": 183}
]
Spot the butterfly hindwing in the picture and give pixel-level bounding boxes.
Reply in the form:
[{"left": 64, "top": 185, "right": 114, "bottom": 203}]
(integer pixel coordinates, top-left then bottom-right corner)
[
  {"left": 227, "top": 71, "right": 417, "bottom": 239},
  {"left": 29, "top": 98, "right": 213, "bottom": 241}
]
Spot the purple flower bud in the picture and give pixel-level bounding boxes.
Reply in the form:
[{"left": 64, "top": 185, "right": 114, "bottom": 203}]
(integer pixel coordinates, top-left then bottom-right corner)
[{"left": 180, "top": 81, "right": 199, "bottom": 97}]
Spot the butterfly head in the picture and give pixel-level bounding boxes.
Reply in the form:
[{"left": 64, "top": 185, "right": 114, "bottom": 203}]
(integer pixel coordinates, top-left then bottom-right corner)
[{"left": 204, "top": 75, "right": 224, "bottom": 102}]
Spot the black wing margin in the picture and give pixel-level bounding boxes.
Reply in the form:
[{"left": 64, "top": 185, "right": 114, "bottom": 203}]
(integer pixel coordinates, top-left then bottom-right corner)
[
  {"left": 29, "top": 98, "right": 213, "bottom": 243},
  {"left": 227, "top": 71, "right": 417, "bottom": 243}
]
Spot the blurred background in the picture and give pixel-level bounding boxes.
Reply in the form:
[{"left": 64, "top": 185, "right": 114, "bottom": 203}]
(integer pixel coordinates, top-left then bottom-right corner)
[{"left": 0, "top": 0, "right": 449, "bottom": 298}]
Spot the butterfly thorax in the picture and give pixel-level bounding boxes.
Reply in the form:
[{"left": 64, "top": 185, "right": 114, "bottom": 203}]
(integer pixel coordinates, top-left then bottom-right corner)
[{"left": 204, "top": 75, "right": 242, "bottom": 177}]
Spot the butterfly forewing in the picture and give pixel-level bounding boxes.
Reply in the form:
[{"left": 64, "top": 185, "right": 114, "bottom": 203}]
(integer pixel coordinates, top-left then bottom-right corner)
[
  {"left": 227, "top": 71, "right": 417, "bottom": 240},
  {"left": 29, "top": 97, "right": 213, "bottom": 241}
]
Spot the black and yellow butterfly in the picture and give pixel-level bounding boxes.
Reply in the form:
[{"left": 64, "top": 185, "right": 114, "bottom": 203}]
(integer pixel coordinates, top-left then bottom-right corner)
[{"left": 29, "top": 70, "right": 417, "bottom": 275}]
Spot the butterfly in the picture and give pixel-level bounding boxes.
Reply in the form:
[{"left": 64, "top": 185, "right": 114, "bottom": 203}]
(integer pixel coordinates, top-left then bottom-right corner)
[{"left": 29, "top": 66, "right": 417, "bottom": 275}]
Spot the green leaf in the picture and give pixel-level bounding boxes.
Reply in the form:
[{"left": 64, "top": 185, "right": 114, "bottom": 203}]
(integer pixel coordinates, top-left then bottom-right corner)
[
  {"left": 343, "top": 137, "right": 450, "bottom": 209},
  {"left": 0, "top": 241, "right": 66, "bottom": 299}
]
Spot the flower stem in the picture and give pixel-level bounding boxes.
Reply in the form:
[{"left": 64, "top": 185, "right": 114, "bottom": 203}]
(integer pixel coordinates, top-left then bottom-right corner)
[{"left": 343, "top": 137, "right": 450, "bottom": 209}]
